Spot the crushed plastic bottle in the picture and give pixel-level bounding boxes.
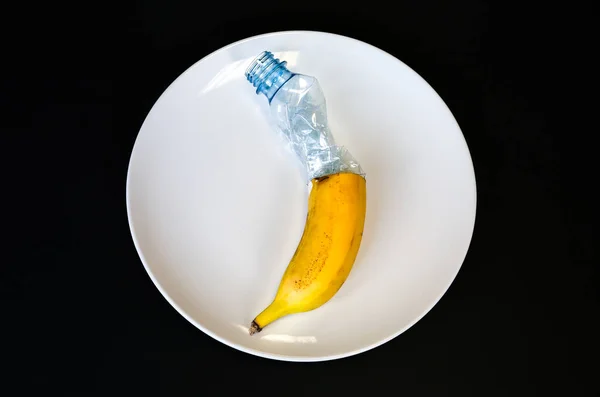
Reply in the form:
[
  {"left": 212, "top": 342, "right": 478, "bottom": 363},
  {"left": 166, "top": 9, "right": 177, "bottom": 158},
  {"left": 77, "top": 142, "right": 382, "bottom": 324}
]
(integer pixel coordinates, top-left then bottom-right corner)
[{"left": 245, "top": 51, "right": 365, "bottom": 181}]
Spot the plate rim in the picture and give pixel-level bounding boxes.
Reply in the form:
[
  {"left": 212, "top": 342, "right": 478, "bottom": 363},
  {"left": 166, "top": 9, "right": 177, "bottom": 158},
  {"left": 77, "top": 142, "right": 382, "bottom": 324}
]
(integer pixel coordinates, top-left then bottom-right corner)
[{"left": 126, "top": 29, "right": 478, "bottom": 362}]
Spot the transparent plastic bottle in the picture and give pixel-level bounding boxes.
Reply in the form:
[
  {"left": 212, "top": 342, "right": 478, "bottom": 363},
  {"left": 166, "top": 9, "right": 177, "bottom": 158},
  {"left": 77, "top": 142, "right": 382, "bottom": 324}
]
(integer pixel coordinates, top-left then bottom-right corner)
[{"left": 245, "top": 51, "right": 364, "bottom": 180}]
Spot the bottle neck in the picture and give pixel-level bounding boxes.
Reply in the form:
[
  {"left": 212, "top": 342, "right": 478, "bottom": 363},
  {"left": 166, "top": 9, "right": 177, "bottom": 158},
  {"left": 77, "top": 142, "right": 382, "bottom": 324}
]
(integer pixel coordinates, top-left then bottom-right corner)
[{"left": 245, "top": 51, "right": 294, "bottom": 102}]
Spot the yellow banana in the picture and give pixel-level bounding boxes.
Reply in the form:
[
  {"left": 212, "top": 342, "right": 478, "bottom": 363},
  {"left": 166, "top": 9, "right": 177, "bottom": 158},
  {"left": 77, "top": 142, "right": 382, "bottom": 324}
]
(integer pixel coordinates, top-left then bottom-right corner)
[{"left": 249, "top": 172, "right": 367, "bottom": 335}]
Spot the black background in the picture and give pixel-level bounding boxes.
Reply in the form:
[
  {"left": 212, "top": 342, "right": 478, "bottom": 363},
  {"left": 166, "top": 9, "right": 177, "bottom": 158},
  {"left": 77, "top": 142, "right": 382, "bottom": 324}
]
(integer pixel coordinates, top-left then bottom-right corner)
[{"left": 3, "top": 0, "right": 596, "bottom": 395}]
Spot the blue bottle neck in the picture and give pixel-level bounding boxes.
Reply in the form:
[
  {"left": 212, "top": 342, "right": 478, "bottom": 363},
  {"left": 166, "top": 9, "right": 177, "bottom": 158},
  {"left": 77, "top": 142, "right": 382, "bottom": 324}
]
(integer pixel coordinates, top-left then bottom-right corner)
[{"left": 245, "top": 51, "right": 294, "bottom": 103}]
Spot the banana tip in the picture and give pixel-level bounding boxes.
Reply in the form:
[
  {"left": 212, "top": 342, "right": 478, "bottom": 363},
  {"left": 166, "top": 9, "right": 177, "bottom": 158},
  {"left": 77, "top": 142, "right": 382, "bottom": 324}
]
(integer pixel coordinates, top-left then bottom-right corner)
[{"left": 249, "top": 321, "right": 262, "bottom": 336}]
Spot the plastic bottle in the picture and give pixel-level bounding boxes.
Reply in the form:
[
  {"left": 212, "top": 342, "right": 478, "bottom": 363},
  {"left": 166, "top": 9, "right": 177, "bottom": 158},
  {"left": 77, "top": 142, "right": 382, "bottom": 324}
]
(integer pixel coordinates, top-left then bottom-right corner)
[{"left": 245, "top": 51, "right": 364, "bottom": 181}]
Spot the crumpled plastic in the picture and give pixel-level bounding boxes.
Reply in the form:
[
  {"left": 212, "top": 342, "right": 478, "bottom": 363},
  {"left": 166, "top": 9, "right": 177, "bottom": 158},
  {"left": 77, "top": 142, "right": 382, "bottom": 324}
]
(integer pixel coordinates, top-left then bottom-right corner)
[{"left": 267, "top": 74, "right": 365, "bottom": 181}]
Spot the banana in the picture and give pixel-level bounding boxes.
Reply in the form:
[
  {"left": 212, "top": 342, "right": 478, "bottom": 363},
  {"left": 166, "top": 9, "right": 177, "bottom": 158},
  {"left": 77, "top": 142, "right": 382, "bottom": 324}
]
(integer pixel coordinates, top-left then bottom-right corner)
[{"left": 249, "top": 172, "right": 367, "bottom": 335}]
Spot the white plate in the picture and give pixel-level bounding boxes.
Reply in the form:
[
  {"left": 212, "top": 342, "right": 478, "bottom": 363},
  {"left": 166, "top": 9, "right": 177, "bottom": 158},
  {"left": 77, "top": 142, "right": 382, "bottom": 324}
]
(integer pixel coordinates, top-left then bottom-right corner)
[{"left": 126, "top": 31, "right": 477, "bottom": 361}]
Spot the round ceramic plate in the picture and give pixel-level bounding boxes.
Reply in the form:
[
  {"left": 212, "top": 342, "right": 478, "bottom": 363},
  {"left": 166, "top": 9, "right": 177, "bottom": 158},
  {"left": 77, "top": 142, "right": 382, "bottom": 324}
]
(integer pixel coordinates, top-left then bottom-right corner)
[{"left": 127, "top": 31, "right": 476, "bottom": 361}]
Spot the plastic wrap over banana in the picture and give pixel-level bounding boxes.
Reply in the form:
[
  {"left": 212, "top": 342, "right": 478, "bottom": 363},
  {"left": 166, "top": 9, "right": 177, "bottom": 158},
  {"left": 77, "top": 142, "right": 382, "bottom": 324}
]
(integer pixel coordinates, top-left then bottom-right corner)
[{"left": 245, "top": 51, "right": 367, "bottom": 335}]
